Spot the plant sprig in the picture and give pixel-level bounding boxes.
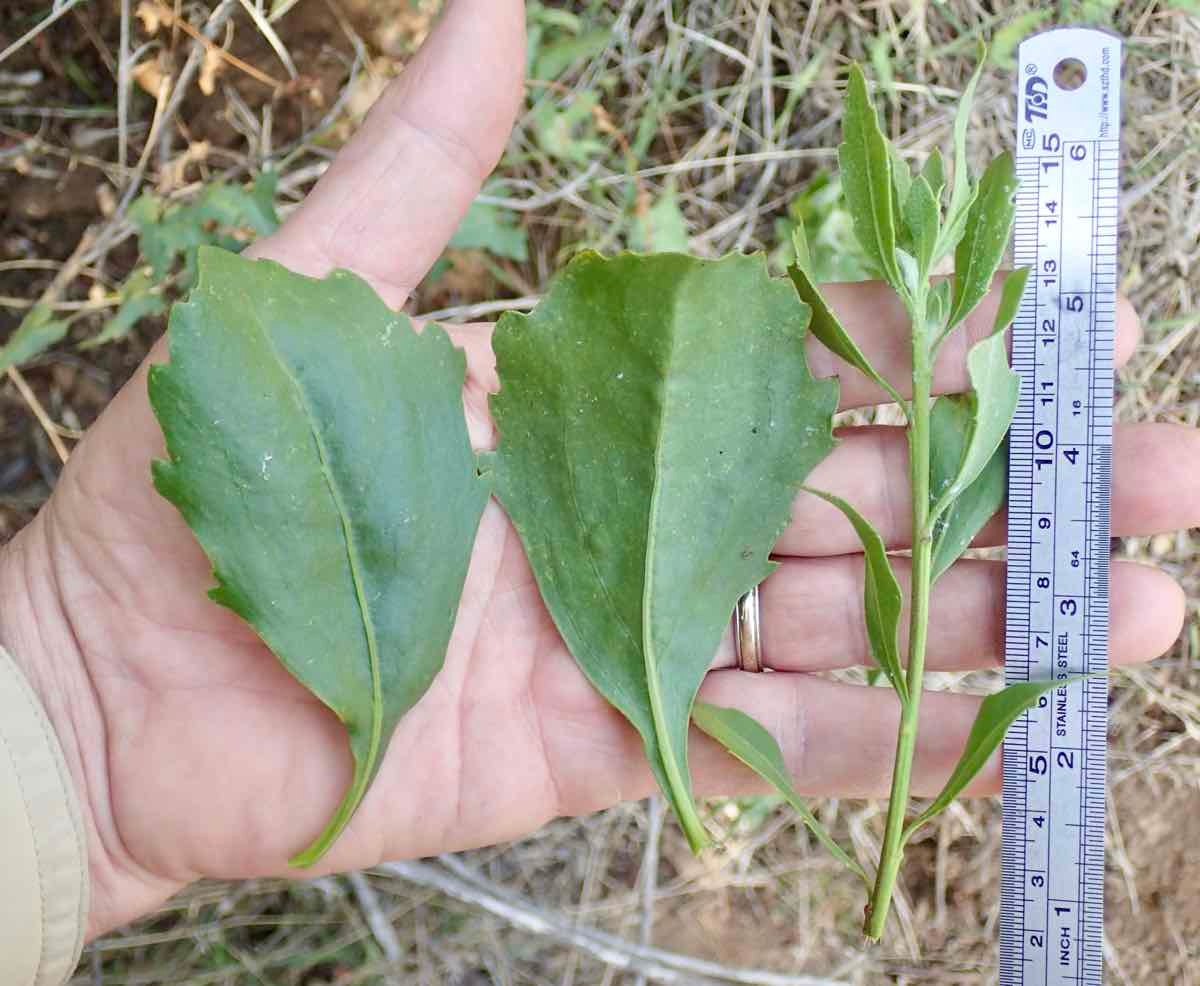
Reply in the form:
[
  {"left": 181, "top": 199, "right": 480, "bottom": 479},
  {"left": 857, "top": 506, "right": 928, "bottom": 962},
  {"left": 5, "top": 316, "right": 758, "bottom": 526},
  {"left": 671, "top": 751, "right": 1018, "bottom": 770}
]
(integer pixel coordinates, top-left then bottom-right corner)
[{"left": 781, "top": 51, "right": 1072, "bottom": 940}]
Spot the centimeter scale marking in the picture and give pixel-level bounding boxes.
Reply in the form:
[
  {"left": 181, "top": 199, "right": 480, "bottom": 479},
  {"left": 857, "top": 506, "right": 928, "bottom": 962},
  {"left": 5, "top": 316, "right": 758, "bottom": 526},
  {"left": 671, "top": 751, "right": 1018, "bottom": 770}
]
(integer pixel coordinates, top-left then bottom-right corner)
[{"left": 1000, "top": 28, "right": 1121, "bottom": 986}]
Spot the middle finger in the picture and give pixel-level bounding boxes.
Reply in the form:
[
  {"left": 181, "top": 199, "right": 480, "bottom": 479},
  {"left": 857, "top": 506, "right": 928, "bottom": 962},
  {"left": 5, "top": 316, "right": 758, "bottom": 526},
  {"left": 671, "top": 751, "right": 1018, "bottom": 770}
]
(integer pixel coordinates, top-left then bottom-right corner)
[{"left": 779, "top": 421, "right": 1200, "bottom": 555}]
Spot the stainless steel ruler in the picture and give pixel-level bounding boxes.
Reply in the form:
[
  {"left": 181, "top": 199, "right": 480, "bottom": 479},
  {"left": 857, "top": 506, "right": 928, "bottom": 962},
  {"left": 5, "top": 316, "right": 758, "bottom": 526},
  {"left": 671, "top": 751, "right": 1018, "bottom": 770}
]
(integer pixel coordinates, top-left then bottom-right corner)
[{"left": 1001, "top": 27, "right": 1121, "bottom": 986}]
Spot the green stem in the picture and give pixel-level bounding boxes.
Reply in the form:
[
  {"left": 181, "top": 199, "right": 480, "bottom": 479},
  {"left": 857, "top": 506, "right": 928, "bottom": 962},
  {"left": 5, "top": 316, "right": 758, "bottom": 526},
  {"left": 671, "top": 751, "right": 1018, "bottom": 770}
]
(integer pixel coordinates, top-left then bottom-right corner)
[{"left": 864, "top": 300, "right": 934, "bottom": 941}]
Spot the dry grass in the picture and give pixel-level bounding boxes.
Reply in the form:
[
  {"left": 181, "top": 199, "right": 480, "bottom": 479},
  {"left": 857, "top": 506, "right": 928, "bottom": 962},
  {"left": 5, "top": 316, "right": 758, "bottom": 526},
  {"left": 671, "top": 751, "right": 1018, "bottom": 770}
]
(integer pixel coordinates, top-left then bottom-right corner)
[{"left": 1, "top": 1, "right": 1197, "bottom": 983}]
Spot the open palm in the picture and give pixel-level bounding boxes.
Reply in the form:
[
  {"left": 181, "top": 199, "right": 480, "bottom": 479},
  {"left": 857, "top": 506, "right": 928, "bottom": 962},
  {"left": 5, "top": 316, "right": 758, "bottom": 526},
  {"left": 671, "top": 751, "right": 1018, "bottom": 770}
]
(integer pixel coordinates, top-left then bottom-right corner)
[{"left": 2, "top": 0, "right": 1196, "bottom": 940}]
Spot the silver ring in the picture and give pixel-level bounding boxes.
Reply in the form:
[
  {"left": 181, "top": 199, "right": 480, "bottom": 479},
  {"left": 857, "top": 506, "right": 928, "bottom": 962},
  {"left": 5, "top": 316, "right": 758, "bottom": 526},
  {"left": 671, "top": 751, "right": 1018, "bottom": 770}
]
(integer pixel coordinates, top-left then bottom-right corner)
[{"left": 734, "top": 585, "right": 764, "bottom": 673}]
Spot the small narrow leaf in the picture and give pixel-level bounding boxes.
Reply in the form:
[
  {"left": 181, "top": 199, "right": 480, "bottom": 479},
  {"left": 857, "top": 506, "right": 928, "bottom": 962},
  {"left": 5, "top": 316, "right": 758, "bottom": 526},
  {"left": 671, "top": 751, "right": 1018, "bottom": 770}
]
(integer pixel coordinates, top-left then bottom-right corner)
[
  {"left": 931, "top": 276, "right": 1023, "bottom": 516},
  {"left": 895, "top": 249, "right": 921, "bottom": 299},
  {"left": 926, "top": 278, "right": 952, "bottom": 337},
  {"left": 791, "top": 221, "right": 814, "bottom": 278},
  {"left": 988, "top": 266, "right": 1031, "bottom": 340},
  {"left": 906, "top": 677, "right": 1090, "bottom": 835},
  {"left": 931, "top": 270, "right": 1027, "bottom": 523},
  {"left": 961, "top": 331, "right": 1020, "bottom": 485},
  {"left": 947, "top": 153, "right": 1020, "bottom": 331},
  {"left": 83, "top": 269, "right": 167, "bottom": 349},
  {"left": 839, "top": 65, "right": 900, "bottom": 288},
  {"left": 693, "top": 702, "right": 869, "bottom": 885},
  {"left": 492, "top": 252, "right": 838, "bottom": 853},
  {"left": 946, "top": 46, "right": 986, "bottom": 235},
  {"left": 803, "top": 488, "right": 906, "bottom": 701},
  {"left": 921, "top": 149, "right": 946, "bottom": 203},
  {"left": 903, "top": 175, "right": 940, "bottom": 277},
  {"left": 933, "top": 182, "right": 978, "bottom": 264},
  {"left": 151, "top": 247, "right": 489, "bottom": 866},
  {"left": 927, "top": 270, "right": 1028, "bottom": 565},
  {"left": 928, "top": 396, "right": 1007, "bottom": 581},
  {"left": 788, "top": 265, "right": 905, "bottom": 407},
  {"left": 0, "top": 303, "right": 70, "bottom": 372},
  {"left": 934, "top": 48, "right": 986, "bottom": 264}
]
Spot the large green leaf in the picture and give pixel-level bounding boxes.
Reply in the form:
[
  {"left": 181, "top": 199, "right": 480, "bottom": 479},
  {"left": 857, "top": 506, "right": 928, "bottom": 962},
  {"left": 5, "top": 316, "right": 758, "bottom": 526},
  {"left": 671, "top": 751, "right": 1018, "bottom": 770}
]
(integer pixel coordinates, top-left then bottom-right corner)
[
  {"left": 802, "top": 488, "right": 906, "bottom": 702},
  {"left": 932, "top": 268, "right": 1025, "bottom": 517},
  {"left": 947, "top": 153, "right": 1020, "bottom": 331},
  {"left": 150, "top": 247, "right": 488, "bottom": 866},
  {"left": 0, "top": 303, "right": 70, "bottom": 373},
  {"left": 905, "top": 678, "right": 1087, "bottom": 836},
  {"left": 928, "top": 396, "right": 1007, "bottom": 581},
  {"left": 692, "top": 702, "right": 868, "bottom": 884},
  {"left": 490, "top": 252, "right": 838, "bottom": 851},
  {"left": 839, "top": 65, "right": 900, "bottom": 289}
]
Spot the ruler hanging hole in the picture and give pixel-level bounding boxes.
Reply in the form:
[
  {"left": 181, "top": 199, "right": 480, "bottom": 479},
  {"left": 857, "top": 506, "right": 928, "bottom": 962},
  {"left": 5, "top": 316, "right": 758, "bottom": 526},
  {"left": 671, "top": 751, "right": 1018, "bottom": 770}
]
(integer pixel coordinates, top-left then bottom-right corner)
[{"left": 1053, "top": 57, "right": 1087, "bottom": 91}]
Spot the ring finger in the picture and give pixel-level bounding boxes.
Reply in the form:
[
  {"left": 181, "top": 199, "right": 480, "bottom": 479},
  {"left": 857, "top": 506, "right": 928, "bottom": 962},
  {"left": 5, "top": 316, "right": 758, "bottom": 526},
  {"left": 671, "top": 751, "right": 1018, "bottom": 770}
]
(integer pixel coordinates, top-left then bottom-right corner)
[{"left": 713, "top": 555, "right": 1184, "bottom": 673}]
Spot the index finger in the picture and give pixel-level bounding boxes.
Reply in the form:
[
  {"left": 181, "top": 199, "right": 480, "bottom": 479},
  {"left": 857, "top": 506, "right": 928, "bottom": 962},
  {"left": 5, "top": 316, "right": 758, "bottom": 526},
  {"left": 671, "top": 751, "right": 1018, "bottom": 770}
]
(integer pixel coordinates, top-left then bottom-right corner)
[{"left": 813, "top": 276, "right": 1140, "bottom": 410}]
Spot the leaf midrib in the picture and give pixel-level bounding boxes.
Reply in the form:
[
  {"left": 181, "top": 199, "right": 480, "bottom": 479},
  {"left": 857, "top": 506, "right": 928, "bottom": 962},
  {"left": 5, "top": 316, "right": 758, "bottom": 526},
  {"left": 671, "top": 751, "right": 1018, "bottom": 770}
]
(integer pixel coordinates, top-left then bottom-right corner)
[
  {"left": 256, "top": 318, "right": 384, "bottom": 779},
  {"left": 557, "top": 409, "right": 644, "bottom": 693},
  {"left": 641, "top": 300, "right": 689, "bottom": 812}
]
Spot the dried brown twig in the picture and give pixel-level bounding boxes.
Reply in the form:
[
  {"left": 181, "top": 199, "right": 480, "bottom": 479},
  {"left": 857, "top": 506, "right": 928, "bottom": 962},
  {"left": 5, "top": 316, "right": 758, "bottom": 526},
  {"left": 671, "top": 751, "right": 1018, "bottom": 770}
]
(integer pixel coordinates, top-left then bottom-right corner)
[{"left": 379, "top": 856, "right": 850, "bottom": 986}]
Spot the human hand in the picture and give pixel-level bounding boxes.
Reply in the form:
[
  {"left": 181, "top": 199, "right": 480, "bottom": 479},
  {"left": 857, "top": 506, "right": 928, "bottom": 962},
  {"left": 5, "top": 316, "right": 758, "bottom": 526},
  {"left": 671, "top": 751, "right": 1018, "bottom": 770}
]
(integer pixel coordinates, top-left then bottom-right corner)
[{"left": 1, "top": 0, "right": 1196, "bottom": 940}]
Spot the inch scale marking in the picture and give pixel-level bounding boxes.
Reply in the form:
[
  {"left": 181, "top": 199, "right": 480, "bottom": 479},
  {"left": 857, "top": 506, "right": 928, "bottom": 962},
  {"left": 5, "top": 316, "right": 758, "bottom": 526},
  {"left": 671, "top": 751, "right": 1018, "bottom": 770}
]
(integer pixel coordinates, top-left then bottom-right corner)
[{"left": 1001, "top": 28, "right": 1120, "bottom": 986}]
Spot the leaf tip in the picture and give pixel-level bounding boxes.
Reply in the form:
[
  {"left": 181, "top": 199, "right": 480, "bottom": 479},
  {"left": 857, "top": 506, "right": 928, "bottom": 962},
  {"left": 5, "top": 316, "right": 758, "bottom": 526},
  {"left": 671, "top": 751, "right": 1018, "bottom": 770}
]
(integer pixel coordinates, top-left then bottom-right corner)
[{"left": 846, "top": 61, "right": 869, "bottom": 94}]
